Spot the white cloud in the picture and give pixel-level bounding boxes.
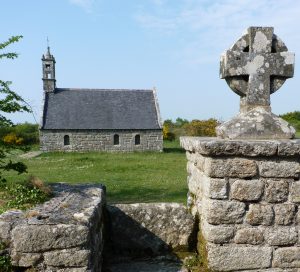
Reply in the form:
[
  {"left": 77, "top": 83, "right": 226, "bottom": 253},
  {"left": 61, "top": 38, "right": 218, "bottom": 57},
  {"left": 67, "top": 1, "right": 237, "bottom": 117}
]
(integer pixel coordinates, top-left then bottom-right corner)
[
  {"left": 135, "top": 0, "right": 300, "bottom": 64},
  {"left": 69, "top": 0, "right": 95, "bottom": 13}
]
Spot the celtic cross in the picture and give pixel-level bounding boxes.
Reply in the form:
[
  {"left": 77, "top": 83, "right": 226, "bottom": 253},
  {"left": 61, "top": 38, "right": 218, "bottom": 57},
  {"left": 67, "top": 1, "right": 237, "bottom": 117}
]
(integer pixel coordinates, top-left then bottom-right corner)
[
  {"left": 220, "top": 27, "right": 294, "bottom": 112},
  {"left": 217, "top": 27, "right": 296, "bottom": 139}
]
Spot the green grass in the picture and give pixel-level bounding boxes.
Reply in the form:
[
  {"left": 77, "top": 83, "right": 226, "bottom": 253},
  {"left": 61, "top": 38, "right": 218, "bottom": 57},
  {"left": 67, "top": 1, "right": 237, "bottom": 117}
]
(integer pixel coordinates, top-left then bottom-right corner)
[{"left": 4, "top": 140, "right": 187, "bottom": 204}]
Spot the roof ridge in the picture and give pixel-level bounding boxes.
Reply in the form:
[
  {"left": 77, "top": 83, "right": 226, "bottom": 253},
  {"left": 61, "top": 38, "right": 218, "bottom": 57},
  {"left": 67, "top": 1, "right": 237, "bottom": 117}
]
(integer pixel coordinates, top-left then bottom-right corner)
[{"left": 55, "top": 88, "right": 153, "bottom": 92}]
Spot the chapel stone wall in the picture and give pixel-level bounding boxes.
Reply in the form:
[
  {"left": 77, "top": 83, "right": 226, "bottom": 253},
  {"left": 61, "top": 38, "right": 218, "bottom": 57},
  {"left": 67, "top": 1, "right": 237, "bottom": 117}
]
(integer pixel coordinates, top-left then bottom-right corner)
[{"left": 40, "top": 129, "right": 163, "bottom": 152}]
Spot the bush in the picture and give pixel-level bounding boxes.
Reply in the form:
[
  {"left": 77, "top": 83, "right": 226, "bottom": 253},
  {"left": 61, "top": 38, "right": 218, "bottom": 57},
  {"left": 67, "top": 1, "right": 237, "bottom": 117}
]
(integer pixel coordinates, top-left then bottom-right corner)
[
  {"left": 280, "top": 111, "right": 300, "bottom": 131},
  {"left": 184, "top": 119, "right": 219, "bottom": 137},
  {"left": 0, "top": 123, "right": 39, "bottom": 145},
  {"left": 163, "top": 125, "right": 176, "bottom": 141},
  {"left": 3, "top": 133, "right": 23, "bottom": 145}
]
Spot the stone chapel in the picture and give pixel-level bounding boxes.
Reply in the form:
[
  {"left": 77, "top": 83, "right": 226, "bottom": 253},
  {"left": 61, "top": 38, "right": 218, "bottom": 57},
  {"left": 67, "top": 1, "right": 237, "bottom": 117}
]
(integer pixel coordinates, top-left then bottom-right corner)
[{"left": 39, "top": 47, "right": 163, "bottom": 152}]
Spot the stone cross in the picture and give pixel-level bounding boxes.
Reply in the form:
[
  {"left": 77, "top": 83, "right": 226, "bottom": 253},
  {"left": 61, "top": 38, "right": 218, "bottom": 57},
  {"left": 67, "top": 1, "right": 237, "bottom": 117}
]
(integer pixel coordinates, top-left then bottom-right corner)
[
  {"left": 220, "top": 27, "right": 294, "bottom": 112},
  {"left": 217, "top": 27, "right": 296, "bottom": 139}
]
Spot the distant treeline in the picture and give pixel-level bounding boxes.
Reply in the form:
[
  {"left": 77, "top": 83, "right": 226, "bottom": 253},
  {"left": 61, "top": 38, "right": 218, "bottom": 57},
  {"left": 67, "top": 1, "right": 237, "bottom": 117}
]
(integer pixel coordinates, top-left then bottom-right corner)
[
  {"left": 164, "top": 111, "right": 300, "bottom": 140},
  {"left": 0, "top": 123, "right": 39, "bottom": 145}
]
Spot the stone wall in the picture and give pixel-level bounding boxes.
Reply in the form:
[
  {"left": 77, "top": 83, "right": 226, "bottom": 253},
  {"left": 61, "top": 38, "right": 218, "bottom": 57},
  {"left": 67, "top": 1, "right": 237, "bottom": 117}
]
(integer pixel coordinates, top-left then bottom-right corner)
[
  {"left": 181, "top": 137, "right": 300, "bottom": 271},
  {"left": 40, "top": 129, "right": 163, "bottom": 152},
  {"left": 0, "top": 184, "right": 106, "bottom": 271}
]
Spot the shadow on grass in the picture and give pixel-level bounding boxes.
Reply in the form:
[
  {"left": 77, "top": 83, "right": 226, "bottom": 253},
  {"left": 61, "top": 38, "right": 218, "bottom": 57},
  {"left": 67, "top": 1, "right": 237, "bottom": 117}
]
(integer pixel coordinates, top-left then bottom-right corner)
[{"left": 163, "top": 147, "right": 185, "bottom": 154}]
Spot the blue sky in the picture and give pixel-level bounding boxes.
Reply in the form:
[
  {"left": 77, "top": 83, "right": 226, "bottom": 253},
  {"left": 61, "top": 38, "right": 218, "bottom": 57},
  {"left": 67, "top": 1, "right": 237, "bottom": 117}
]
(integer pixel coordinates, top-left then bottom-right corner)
[{"left": 1, "top": 0, "right": 300, "bottom": 124}]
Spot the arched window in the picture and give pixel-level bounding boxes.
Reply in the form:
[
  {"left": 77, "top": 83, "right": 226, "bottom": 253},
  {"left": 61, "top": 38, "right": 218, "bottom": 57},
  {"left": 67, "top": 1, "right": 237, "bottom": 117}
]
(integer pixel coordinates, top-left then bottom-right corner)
[
  {"left": 135, "top": 134, "right": 141, "bottom": 145},
  {"left": 113, "top": 134, "right": 119, "bottom": 145},
  {"left": 64, "top": 135, "right": 70, "bottom": 146}
]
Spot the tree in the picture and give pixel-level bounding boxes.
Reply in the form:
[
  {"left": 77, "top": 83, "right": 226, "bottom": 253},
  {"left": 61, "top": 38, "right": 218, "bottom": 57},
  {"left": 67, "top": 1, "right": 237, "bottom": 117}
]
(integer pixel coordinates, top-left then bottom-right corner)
[{"left": 0, "top": 36, "right": 30, "bottom": 183}]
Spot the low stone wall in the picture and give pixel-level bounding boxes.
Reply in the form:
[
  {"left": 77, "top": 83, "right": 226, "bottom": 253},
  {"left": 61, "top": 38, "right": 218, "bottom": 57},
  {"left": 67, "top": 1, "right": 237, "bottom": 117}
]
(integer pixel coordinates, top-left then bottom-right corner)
[
  {"left": 40, "top": 129, "right": 163, "bottom": 152},
  {"left": 106, "top": 203, "right": 195, "bottom": 256},
  {"left": 181, "top": 137, "right": 300, "bottom": 272},
  {"left": 0, "top": 184, "right": 106, "bottom": 271}
]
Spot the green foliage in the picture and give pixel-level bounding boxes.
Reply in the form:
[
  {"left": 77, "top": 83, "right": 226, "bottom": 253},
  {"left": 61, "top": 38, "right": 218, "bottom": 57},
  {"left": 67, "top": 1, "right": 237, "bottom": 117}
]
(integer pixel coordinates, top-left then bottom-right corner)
[
  {"left": 0, "top": 255, "right": 12, "bottom": 272},
  {"left": 280, "top": 111, "right": 300, "bottom": 131},
  {"left": 184, "top": 119, "right": 219, "bottom": 137},
  {"left": 0, "top": 35, "right": 30, "bottom": 184},
  {"left": 0, "top": 178, "right": 51, "bottom": 214},
  {"left": 0, "top": 123, "right": 39, "bottom": 145},
  {"left": 163, "top": 117, "right": 219, "bottom": 139},
  {"left": 163, "top": 124, "right": 175, "bottom": 141}
]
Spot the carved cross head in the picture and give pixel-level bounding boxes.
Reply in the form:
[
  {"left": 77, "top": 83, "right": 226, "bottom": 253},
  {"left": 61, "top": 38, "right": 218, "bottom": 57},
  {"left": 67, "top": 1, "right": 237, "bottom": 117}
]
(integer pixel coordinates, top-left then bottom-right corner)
[{"left": 220, "top": 27, "right": 294, "bottom": 112}]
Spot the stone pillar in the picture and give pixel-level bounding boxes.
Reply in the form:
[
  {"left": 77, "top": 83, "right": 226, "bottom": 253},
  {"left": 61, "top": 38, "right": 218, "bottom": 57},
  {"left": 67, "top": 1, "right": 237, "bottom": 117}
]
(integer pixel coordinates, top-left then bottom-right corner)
[
  {"left": 181, "top": 27, "right": 299, "bottom": 271},
  {"left": 181, "top": 137, "right": 300, "bottom": 271}
]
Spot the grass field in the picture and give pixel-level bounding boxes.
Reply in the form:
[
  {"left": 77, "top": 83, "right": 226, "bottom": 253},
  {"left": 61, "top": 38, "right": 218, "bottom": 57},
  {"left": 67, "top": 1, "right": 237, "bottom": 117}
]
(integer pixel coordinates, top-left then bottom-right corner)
[{"left": 4, "top": 140, "right": 188, "bottom": 204}]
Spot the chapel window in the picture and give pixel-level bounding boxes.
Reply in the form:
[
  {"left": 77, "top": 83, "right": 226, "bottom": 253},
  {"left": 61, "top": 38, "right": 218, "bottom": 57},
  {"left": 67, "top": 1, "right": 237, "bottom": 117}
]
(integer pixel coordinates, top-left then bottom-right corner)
[
  {"left": 114, "top": 134, "right": 119, "bottom": 145},
  {"left": 64, "top": 135, "right": 70, "bottom": 146},
  {"left": 135, "top": 134, "right": 141, "bottom": 145}
]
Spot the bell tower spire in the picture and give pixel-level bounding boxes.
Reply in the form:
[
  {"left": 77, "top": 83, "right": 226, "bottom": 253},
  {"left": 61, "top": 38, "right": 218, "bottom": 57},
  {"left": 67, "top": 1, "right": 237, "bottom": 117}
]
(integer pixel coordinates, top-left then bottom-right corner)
[{"left": 42, "top": 43, "right": 56, "bottom": 92}]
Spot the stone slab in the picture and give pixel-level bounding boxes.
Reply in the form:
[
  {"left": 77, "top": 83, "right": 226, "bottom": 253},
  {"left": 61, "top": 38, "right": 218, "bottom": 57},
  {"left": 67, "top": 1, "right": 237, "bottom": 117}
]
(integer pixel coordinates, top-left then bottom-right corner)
[
  {"left": 106, "top": 203, "right": 195, "bottom": 257},
  {"left": 180, "top": 137, "right": 300, "bottom": 157},
  {"left": 207, "top": 243, "right": 272, "bottom": 271}
]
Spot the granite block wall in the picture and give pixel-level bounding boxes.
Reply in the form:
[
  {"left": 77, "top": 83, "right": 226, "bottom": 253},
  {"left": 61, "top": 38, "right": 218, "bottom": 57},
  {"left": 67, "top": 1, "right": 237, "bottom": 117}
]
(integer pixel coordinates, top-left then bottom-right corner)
[
  {"left": 0, "top": 184, "right": 106, "bottom": 271},
  {"left": 181, "top": 137, "right": 300, "bottom": 272}
]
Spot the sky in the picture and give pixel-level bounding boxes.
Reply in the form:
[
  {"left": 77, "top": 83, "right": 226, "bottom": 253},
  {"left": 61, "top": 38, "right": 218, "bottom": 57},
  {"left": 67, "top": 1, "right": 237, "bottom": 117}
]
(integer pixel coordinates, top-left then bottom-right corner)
[{"left": 1, "top": 0, "right": 300, "bottom": 124}]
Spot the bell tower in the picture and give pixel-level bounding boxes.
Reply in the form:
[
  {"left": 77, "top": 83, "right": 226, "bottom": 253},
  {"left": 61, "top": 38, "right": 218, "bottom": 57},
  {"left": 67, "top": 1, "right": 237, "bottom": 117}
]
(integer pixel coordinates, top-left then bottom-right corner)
[{"left": 42, "top": 46, "right": 56, "bottom": 92}]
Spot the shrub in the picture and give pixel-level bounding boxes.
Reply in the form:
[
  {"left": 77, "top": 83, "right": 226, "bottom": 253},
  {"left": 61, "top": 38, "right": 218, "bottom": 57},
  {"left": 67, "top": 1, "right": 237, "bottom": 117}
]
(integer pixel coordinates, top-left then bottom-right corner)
[
  {"left": 3, "top": 133, "right": 24, "bottom": 145},
  {"left": 184, "top": 119, "right": 219, "bottom": 137},
  {"left": 280, "top": 111, "right": 300, "bottom": 131},
  {"left": 163, "top": 124, "right": 176, "bottom": 141}
]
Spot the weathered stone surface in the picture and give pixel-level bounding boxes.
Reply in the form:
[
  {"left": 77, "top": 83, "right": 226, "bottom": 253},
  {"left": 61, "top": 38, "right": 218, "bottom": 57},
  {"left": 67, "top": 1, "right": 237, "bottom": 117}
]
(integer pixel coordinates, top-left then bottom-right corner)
[
  {"left": 235, "top": 228, "right": 264, "bottom": 245},
  {"left": 259, "top": 160, "right": 299, "bottom": 178},
  {"left": 274, "top": 204, "right": 296, "bottom": 225},
  {"left": 180, "top": 137, "right": 278, "bottom": 156},
  {"left": 204, "top": 157, "right": 257, "bottom": 178},
  {"left": 44, "top": 249, "right": 90, "bottom": 267},
  {"left": 265, "top": 179, "right": 289, "bottom": 203},
  {"left": 207, "top": 243, "right": 272, "bottom": 271},
  {"left": 217, "top": 108, "right": 296, "bottom": 140},
  {"left": 181, "top": 137, "right": 300, "bottom": 157},
  {"left": 0, "top": 210, "right": 24, "bottom": 243},
  {"left": 273, "top": 247, "right": 300, "bottom": 268},
  {"left": 11, "top": 251, "right": 42, "bottom": 267},
  {"left": 217, "top": 26, "right": 295, "bottom": 139},
  {"left": 246, "top": 204, "right": 274, "bottom": 225},
  {"left": 265, "top": 227, "right": 297, "bottom": 246},
  {"left": 186, "top": 152, "right": 206, "bottom": 171},
  {"left": 202, "top": 176, "right": 228, "bottom": 199},
  {"left": 0, "top": 221, "right": 12, "bottom": 243},
  {"left": 231, "top": 179, "right": 263, "bottom": 201},
  {"left": 187, "top": 164, "right": 203, "bottom": 196},
  {"left": 12, "top": 224, "right": 89, "bottom": 252},
  {"left": 278, "top": 140, "right": 300, "bottom": 156},
  {"left": 107, "top": 203, "right": 195, "bottom": 256},
  {"left": 203, "top": 199, "right": 245, "bottom": 224},
  {"left": 201, "top": 220, "right": 234, "bottom": 244},
  {"left": 11, "top": 252, "right": 42, "bottom": 267},
  {"left": 291, "top": 181, "right": 300, "bottom": 203},
  {"left": 5, "top": 184, "right": 106, "bottom": 272}
]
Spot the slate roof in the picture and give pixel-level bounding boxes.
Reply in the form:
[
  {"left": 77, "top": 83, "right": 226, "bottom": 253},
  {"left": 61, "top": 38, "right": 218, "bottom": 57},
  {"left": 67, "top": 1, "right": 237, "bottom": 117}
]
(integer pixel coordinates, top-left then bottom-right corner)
[{"left": 41, "top": 88, "right": 162, "bottom": 130}]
